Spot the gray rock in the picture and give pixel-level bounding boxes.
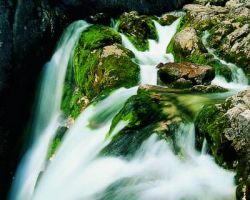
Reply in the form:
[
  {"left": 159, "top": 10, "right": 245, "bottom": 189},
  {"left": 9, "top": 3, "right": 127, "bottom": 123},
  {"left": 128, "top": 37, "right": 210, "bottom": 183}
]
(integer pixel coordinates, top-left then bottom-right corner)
[{"left": 195, "top": 88, "right": 250, "bottom": 200}]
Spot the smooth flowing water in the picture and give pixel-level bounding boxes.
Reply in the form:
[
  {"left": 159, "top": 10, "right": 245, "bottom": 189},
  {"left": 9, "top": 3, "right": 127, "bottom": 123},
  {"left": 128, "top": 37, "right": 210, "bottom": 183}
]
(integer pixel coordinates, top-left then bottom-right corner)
[
  {"left": 9, "top": 21, "right": 91, "bottom": 200},
  {"left": 121, "top": 19, "right": 180, "bottom": 85},
  {"left": 10, "top": 18, "right": 241, "bottom": 200}
]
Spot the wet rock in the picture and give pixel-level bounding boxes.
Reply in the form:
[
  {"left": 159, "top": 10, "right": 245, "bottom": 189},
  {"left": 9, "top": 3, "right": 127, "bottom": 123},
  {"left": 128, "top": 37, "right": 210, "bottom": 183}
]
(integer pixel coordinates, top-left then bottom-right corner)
[
  {"left": 157, "top": 62, "right": 215, "bottom": 88},
  {"left": 159, "top": 14, "right": 178, "bottom": 26},
  {"left": 101, "top": 85, "right": 189, "bottom": 157},
  {"left": 190, "top": 85, "right": 228, "bottom": 93},
  {"left": 118, "top": 11, "right": 157, "bottom": 51},
  {"left": 62, "top": 25, "right": 139, "bottom": 118},
  {"left": 195, "top": 88, "right": 250, "bottom": 200},
  {"left": 173, "top": 27, "right": 206, "bottom": 55},
  {"left": 179, "top": 3, "right": 250, "bottom": 75},
  {"left": 167, "top": 26, "right": 210, "bottom": 64}
]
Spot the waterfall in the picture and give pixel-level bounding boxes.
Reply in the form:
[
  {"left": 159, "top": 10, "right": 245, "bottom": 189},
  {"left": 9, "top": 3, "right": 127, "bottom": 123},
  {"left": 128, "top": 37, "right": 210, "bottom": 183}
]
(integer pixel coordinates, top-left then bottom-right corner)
[
  {"left": 202, "top": 31, "right": 249, "bottom": 91},
  {"left": 10, "top": 18, "right": 238, "bottom": 200},
  {"left": 121, "top": 19, "right": 180, "bottom": 85},
  {"left": 9, "top": 21, "right": 91, "bottom": 200},
  {"left": 25, "top": 123, "right": 236, "bottom": 200}
]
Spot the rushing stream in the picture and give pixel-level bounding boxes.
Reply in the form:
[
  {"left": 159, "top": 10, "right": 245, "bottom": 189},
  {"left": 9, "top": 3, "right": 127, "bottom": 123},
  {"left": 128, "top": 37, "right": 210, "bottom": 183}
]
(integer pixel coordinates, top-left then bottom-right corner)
[{"left": 10, "top": 16, "right": 248, "bottom": 200}]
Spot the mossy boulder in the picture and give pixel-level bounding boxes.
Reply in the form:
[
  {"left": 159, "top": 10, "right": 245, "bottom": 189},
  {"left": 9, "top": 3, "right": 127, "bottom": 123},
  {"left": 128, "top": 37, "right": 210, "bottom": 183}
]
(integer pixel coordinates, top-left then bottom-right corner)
[
  {"left": 167, "top": 26, "right": 210, "bottom": 64},
  {"left": 62, "top": 25, "right": 140, "bottom": 118},
  {"left": 117, "top": 11, "right": 158, "bottom": 51},
  {"left": 101, "top": 84, "right": 191, "bottom": 158},
  {"left": 158, "top": 14, "right": 178, "bottom": 26},
  {"left": 195, "top": 88, "right": 250, "bottom": 200}
]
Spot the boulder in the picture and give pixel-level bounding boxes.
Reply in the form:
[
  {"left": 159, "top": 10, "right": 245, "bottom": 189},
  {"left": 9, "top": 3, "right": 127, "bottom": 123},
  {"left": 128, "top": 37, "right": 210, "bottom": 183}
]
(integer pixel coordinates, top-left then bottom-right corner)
[
  {"left": 62, "top": 25, "right": 139, "bottom": 118},
  {"left": 157, "top": 62, "right": 215, "bottom": 88},
  {"left": 158, "top": 14, "right": 178, "bottom": 26},
  {"left": 101, "top": 84, "right": 190, "bottom": 157},
  {"left": 167, "top": 26, "right": 209, "bottom": 64},
  {"left": 118, "top": 11, "right": 157, "bottom": 51},
  {"left": 195, "top": 88, "right": 250, "bottom": 200},
  {"left": 179, "top": 3, "right": 250, "bottom": 75}
]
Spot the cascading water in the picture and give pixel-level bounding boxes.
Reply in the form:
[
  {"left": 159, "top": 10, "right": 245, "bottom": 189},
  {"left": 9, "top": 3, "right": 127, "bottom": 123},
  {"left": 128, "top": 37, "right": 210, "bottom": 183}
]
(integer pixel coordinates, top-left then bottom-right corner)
[
  {"left": 10, "top": 18, "right": 239, "bottom": 200},
  {"left": 202, "top": 31, "right": 249, "bottom": 91},
  {"left": 9, "top": 21, "right": 91, "bottom": 200},
  {"left": 121, "top": 19, "right": 180, "bottom": 85}
]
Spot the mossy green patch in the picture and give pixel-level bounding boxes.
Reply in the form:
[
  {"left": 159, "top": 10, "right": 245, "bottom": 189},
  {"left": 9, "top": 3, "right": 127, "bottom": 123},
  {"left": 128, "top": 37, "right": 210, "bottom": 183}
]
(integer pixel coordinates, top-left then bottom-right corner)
[
  {"left": 62, "top": 25, "right": 139, "bottom": 119},
  {"left": 118, "top": 12, "right": 158, "bottom": 51}
]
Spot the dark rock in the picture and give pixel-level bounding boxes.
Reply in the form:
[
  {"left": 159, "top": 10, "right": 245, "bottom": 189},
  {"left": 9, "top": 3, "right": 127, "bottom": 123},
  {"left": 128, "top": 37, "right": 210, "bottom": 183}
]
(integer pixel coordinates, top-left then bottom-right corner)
[
  {"left": 159, "top": 14, "right": 178, "bottom": 25},
  {"left": 195, "top": 88, "right": 250, "bottom": 200},
  {"left": 0, "top": 0, "right": 69, "bottom": 198},
  {"left": 101, "top": 84, "right": 189, "bottom": 157},
  {"left": 118, "top": 11, "right": 157, "bottom": 51},
  {"left": 62, "top": 0, "right": 191, "bottom": 15},
  {"left": 158, "top": 62, "right": 215, "bottom": 88}
]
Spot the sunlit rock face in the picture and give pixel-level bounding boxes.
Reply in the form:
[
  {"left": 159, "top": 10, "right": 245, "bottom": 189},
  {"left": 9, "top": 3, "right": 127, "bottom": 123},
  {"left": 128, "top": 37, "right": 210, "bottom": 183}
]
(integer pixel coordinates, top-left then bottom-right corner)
[
  {"left": 62, "top": 0, "right": 191, "bottom": 14},
  {"left": 195, "top": 88, "right": 250, "bottom": 200}
]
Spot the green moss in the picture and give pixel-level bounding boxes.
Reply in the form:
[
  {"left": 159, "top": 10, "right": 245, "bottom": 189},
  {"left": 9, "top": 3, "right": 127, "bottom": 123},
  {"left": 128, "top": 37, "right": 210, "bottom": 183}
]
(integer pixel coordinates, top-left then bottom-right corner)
[
  {"left": 208, "top": 60, "right": 233, "bottom": 81},
  {"left": 101, "top": 94, "right": 164, "bottom": 157},
  {"left": 76, "top": 25, "right": 122, "bottom": 50},
  {"left": 118, "top": 12, "right": 158, "bottom": 51},
  {"left": 47, "top": 138, "right": 61, "bottom": 159},
  {"left": 62, "top": 24, "right": 140, "bottom": 118},
  {"left": 186, "top": 54, "right": 210, "bottom": 65},
  {"left": 195, "top": 104, "right": 231, "bottom": 167},
  {"left": 47, "top": 126, "right": 67, "bottom": 159}
]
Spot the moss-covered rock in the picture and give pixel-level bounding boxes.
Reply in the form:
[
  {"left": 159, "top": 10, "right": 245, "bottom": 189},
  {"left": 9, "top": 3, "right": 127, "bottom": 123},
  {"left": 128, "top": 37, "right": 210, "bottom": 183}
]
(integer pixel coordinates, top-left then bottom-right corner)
[
  {"left": 195, "top": 88, "right": 250, "bottom": 200},
  {"left": 62, "top": 25, "right": 140, "bottom": 118},
  {"left": 167, "top": 26, "right": 211, "bottom": 64},
  {"left": 117, "top": 11, "right": 158, "bottom": 51},
  {"left": 158, "top": 14, "right": 178, "bottom": 26},
  {"left": 101, "top": 85, "right": 191, "bottom": 158}
]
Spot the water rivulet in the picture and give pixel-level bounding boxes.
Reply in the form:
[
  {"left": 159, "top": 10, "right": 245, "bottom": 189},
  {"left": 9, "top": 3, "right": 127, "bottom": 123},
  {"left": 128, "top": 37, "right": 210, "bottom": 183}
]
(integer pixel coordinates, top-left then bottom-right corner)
[{"left": 10, "top": 14, "right": 249, "bottom": 200}]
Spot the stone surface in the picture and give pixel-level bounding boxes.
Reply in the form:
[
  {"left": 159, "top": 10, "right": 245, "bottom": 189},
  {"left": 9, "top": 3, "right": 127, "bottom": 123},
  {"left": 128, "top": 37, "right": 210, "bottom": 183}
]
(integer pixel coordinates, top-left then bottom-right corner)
[
  {"left": 158, "top": 62, "right": 215, "bottom": 88},
  {"left": 101, "top": 84, "right": 190, "bottom": 157},
  {"left": 195, "top": 88, "right": 250, "bottom": 200},
  {"left": 181, "top": 2, "right": 250, "bottom": 75},
  {"left": 118, "top": 11, "right": 157, "bottom": 51},
  {"left": 62, "top": 25, "right": 139, "bottom": 118}
]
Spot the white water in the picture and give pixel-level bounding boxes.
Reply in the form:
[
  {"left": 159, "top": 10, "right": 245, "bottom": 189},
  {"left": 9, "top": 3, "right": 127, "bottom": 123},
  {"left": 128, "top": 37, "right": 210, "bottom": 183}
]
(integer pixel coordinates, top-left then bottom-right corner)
[
  {"left": 121, "top": 19, "right": 180, "bottom": 85},
  {"left": 9, "top": 21, "right": 91, "bottom": 200},
  {"left": 10, "top": 19, "right": 237, "bottom": 200},
  {"left": 33, "top": 123, "right": 235, "bottom": 200},
  {"left": 202, "top": 31, "right": 249, "bottom": 91}
]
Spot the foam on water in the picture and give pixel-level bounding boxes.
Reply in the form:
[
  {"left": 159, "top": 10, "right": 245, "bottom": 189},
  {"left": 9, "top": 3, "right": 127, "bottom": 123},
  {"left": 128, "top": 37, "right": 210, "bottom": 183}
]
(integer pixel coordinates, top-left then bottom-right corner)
[{"left": 121, "top": 19, "right": 180, "bottom": 85}]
